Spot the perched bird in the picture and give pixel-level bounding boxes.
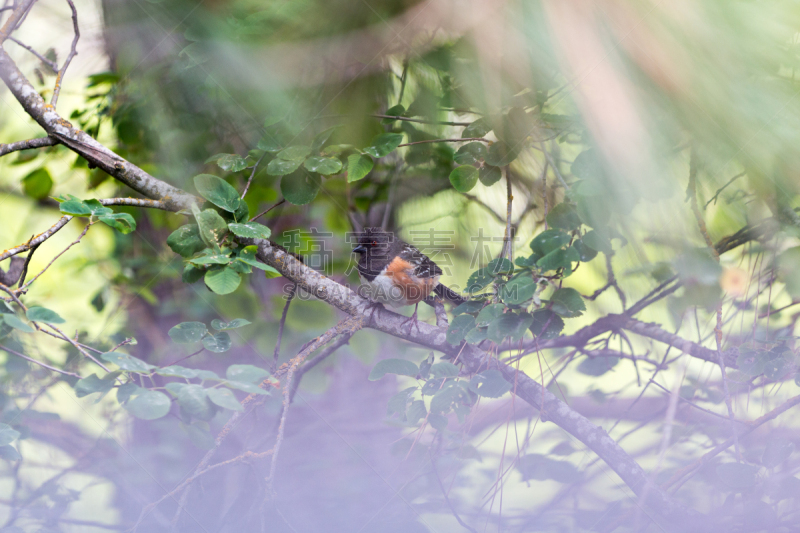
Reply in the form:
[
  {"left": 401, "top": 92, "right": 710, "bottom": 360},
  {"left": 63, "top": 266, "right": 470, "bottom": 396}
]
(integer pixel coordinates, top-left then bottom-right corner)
[{"left": 353, "top": 227, "right": 467, "bottom": 332}]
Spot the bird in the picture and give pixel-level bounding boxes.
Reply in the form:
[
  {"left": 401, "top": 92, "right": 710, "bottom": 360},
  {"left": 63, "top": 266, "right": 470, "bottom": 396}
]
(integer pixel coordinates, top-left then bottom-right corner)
[{"left": 352, "top": 227, "right": 467, "bottom": 332}]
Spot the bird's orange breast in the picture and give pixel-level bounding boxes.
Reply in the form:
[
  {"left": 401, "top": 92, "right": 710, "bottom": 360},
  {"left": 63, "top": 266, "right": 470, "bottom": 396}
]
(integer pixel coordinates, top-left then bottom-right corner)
[{"left": 385, "top": 256, "right": 438, "bottom": 304}]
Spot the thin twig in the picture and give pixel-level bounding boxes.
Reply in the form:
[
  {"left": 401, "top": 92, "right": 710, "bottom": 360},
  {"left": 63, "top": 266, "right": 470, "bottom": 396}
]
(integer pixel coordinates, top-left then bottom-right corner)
[
  {"left": 50, "top": 0, "right": 79, "bottom": 107},
  {"left": 18, "top": 221, "right": 94, "bottom": 291},
  {"left": 272, "top": 283, "right": 296, "bottom": 372},
  {"left": 502, "top": 167, "right": 513, "bottom": 262},
  {"left": 288, "top": 331, "right": 353, "bottom": 402},
  {"left": 250, "top": 199, "right": 285, "bottom": 222},
  {"left": 0, "top": 0, "right": 36, "bottom": 43},
  {"left": 132, "top": 450, "right": 272, "bottom": 532},
  {"left": 687, "top": 148, "right": 739, "bottom": 460},
  {"left": 0, "top": 344, "right": 80, "bottom": 378},
  {"left": 430, "top": 451, "right": 478, "bottom": 533},
  {"left": 242, "top": 152, "right": 266, "bottom": 199},
  {"left": 16, "top": 242, "right": 40, "bottom": 287},
  {"left": 0, "top": 135, "right": 57, "bottom": 156},
  {"left": 8, "top": 37, "right": 58, "bottom": 71}
]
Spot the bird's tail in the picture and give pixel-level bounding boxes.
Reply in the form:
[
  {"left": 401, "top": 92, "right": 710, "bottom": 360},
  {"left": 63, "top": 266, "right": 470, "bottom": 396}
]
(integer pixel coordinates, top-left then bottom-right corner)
[{"left": 433, "top": 284, "right": 469, "bottom": 306}]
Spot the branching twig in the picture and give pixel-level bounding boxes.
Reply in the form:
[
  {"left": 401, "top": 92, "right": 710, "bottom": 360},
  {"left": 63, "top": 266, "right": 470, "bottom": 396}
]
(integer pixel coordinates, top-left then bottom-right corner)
[
  {"left": 17, "top": 221, "right": 94, "bottom": 291},
  {"left": 50, "top": 0, "right": 79, "bottom": 107},
  {"left": 0, "top": 0, "right": 35, "bottom": 43},
  {"left": 8, "top": 37, "right": 58, "bottom": 71},
  {"left": 250, "top": 199, "right": 285, "bottom": 222},
  {"left": 288, "top": 331, "right": 353, "bottom": 403},
  {"left": 242, "top": 152, "right": 266, "bottom": 199},
  {"left": 370, "top": 114, "right": 471, "bottom": 127},
  {"left": 272, "top": 283, "right": 296, "bottom": 372},
  {"left": 0, "top": 344, "right": 80, "bottom": 378}
]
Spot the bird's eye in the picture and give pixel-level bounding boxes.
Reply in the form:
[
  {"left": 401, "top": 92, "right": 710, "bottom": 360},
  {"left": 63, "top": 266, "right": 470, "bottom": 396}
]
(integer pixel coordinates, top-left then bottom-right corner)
[{"left": 372, "top": 240, "right": 377, "bottom": 246}]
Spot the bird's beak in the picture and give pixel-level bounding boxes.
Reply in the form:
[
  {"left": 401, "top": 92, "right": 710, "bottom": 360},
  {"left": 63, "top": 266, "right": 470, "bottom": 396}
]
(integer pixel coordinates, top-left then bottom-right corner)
[{"left": 353, "top": 245, "right": 367, "bottom": 254}]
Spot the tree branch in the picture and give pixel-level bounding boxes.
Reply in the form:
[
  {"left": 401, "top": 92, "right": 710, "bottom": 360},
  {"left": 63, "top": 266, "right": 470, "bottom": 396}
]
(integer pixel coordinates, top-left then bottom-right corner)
[
  {"left": 0, "top": 135, "right": 57, "bottom": 156},
  {"left": 50, "top": 0, "right": 78, "bottom": 107},
  {"left": 0, "top": 48, "right": 197, "bottom": 210}
]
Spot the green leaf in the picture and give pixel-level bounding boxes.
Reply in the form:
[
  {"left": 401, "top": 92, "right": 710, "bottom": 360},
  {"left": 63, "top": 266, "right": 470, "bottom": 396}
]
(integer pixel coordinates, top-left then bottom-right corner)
[
  {"left": 0, "top": 423, "right": 20, "bottom": 446},
  {"left": 546, "top": 203, "right": 582, "bottom": 231},
  {"left": 487, "top": 258, "right": 514, "bottom": 274},
  {"left": 227, "top": 222, "right": 271, "bottom": 239},
  {"left": 59, "top": 195, "right": 91, "bottom": 216},
  {"left": 446, "top": 314, "right": 476, "bottom": 345},
  {"left": 203, "top": 332, "right": 232, "bottom": 353},
  {"left": 537, "top": 246, "right": 580, "bottom": 272},
  {"left": 577, "top": 355, "right": 619, "bottom": 376},
  {"left": 99, "top": 213, "right": 136, "bottom": 234},
  {"left": 74, "top": 373, "right": 115, "bottom": 398},
  {"left": 206, "top": 387, "right": 243, "bottom": 411},
  {"left": 406, "top": 400, "right": 427, "bottom": 424},
  {"left": 206, "top": 153, "right": 248, "bottom": 172},
  {"left": 125, "top": 390, "right": 171, "bottom": 420},
  {"left": 257, "top": 133, "right": 282, "bottom": 152},
  {"left": 454, "top": 142, "right": 487, "bottom": 165},
  {"left": 26, "top": 306, "right": 65, "bottom": 324},
  {"left": 22, "top": 168, "right": 53, "bottom": 200},
  {"left": 168, "top": 321, "right": 208, "bottom": 344},
  {"left": 156, "top": 365, "right": 198, "bottom": 379},
  {"left": 429, "top": 362, "right": 459, "bottom": 378},
  {"left": 469, "top": 369, "right": 512, "bottom": 398},
  {"left": 192, "top": 205, "right": 228, "bottom": 250},
  {"left": 487, "top": 312, "right": 533, "bottom": 344},
  {"left": 462, "top": 118, "right": 491, "bottom": 138},
  {"left": 364, "top": 133, "right": 404, "bottom": 158},
  {"left": 167, "top": 225, "right": 206, "bottom": 258},
  {"left": 346, "top": 154, "right": 374, "bottom": 182},
  {"left": 280, "top": 171, "right": 321, "bottom": 205},
  {"left": 387, "top": 387, "right": 416, "bottom": 416},
  {"left": 303, "top": 156, "right": 343, "bottom": 175},
  {"left": 117, "top": 382, "right": 140, "bottom": 403},
  {"left": 485, "top": 141, "right": 519, "bottom": 166},
  {"left": 582, "top": 230, "right": 612, "bottom": 254},
  {"left": 430, "top": 382, "right": 463, "bottom": 414},
  {"left": 212, "top": 318, "right": 251, "bottom": 331},
  {"left": 277, "top": 145, "right": 311, "bottom": 161},
  {"left": 194, "top": 174, "right": 242, "bottom": 213},
  {"left": 465, "top": 326, "right": 488, "bottom": 344},
  {"left": 479, "top": 165, "right": 502, "bottom": 186},
  {"left": 2, "top": 314, "right": 33, "bottom": 333},
  {"left": 226, "top": 364, "right": 270, "bottom": 383},
  {"left": 574, "top": 239, "right": 598, "bottom": 261},
  {"left": 177, "top": 384, "right": 216, "bottom": 421},
  {"left": 188, "top": 253, "right": 231, "bottom": 266},
  {"left": 382, "top": 105, "right": 405, "bottom": 124},
  {"left": 267, "top": 157, "right": 303, "bottom": 176},
  {"left": 83, "top": 199, "right": 113, "bottom": 216},
  {"left": 368, "top": 359, "right": 419, "bottom": 380},
  {"left": 531, "top": 229, "right": 570, "bottom": 256},
  {"left": 101, "top": 352, "right": 152, "bottom": 373},
  {"left": 453, "top": 301, "right": 484, "bottom": 315},
  {"left": 716, "top": 463, "right": 759, "bottom": 491},
  {"left": 529, "top": 309, "right": 564, "bottom": 339},
  {"left": 466, "top": 268, "right": 495, "bottom": 293},
  {"left": 449, "top": 165, "right": 479, "bottom": 192},
  {"left": 763, "top": 439, "right": 794, "bottom": 468},
  {"left": 0, "top": 445, "right": 21, "bottom": 461},
  {"left": 204, "top": 266, "right": 241, "bottom": 295},
  {"left": 550, "top": 288, "right": 586, "bottom": 318},
  {"left": 237, "top": 246, "right": 280, "bottom": 275},
  {"left": 501, "top": 276, "right": 536, "bottom": 305},
  {"left": 476, "top": 304, "right": 504, "bottom": 327},
  {"left": 428, "top": 412, "right": 448, "bottom": 430}
]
